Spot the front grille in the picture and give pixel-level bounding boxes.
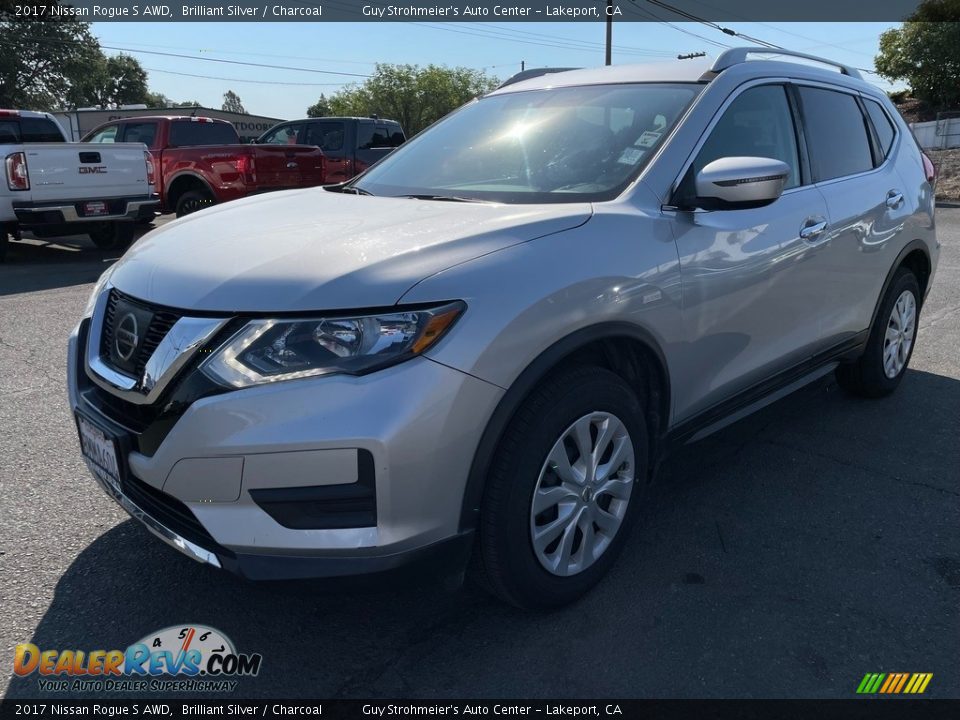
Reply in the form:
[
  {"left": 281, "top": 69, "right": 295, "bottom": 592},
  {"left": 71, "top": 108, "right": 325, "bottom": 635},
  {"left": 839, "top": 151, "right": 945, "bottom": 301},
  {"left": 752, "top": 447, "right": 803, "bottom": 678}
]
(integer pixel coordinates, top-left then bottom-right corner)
[
  {"left": 100, "top": 289, "right": 182, "bottom": 385},
  {"left": 123, "top": 472, "right": 231, "bottom": 558},
  {"left": 136, "top": 309, "right": 179, "bottom": 379}
]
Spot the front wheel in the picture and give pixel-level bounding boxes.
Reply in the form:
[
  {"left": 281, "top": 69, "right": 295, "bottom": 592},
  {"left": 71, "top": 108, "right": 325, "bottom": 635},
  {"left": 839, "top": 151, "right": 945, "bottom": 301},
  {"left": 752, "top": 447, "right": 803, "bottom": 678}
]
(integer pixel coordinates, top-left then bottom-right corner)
[
  {"left": 836, "top": 266, "right": 921, "bottom": 397},
  {"left": 471, "top": 366, "right": 649, "bottom": 609}
]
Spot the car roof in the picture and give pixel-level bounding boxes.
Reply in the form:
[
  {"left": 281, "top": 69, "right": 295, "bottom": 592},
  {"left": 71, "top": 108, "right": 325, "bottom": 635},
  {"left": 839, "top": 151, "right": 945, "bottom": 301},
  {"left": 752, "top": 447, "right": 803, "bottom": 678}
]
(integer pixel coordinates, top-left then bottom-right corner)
[{"left": 487, "top": 48, "right": 871, "bottom": 96}]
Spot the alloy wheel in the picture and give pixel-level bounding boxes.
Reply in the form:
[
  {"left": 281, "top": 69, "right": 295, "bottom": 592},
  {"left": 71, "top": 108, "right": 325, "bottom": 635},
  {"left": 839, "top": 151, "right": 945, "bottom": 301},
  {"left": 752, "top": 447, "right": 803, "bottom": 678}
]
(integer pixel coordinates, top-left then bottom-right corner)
[
  {"left": 530, "top": 411, "right": 635, "bottom": 577},
  {"left": 883, "top": 289, "right": 916, "bottom": 379}
]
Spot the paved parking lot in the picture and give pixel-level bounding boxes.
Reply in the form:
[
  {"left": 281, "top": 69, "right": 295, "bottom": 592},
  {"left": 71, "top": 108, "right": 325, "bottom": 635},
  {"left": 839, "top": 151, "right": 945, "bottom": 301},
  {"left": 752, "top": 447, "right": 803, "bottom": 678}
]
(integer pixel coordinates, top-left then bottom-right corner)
[{"left": 1, "top": 210, "right": 958, "bottom": 699}]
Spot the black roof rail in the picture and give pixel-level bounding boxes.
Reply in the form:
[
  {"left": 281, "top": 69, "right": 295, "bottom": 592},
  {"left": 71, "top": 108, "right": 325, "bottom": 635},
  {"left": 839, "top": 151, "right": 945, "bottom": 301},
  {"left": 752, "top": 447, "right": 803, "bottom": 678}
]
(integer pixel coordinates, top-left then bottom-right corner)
[{"left": 497, "top": 68, "right": 581, "bottom": 89}]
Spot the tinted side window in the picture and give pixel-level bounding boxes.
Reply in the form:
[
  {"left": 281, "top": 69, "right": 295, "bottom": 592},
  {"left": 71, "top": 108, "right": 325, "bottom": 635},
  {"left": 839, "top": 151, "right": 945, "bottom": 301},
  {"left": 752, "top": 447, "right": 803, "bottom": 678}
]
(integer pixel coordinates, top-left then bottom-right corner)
[
  {"left": 88, "top": 125, "right": 119, "bottom": 144},
  {"left": 304, "top": 121, "right": 344, "bottom": 151},
  {"left": 122, "top": 122, "right": 158, "bottom": 148},
  {"left": 864, "top": 98, "right": 896, "bottom": 161},
  {"left": 169, "top": 120, "right": 239, "bottom": 147},
  {"left": 386, "top": 123, "right": 405, "bottom": 147},
  {"left": 695, "top": 84, "right": 801, "bottom": 189},
  {"left": 20, "top": 117, "right": 64, "bottom": 143},
  {"left": 798, "top": 87, "right": 873, "bottom": 181},
  {"left": 0, "top": 120, "right": 20, "bottom": 143},
  {"left": 357, "top": 123, "right": 376, "bottom": 150}
]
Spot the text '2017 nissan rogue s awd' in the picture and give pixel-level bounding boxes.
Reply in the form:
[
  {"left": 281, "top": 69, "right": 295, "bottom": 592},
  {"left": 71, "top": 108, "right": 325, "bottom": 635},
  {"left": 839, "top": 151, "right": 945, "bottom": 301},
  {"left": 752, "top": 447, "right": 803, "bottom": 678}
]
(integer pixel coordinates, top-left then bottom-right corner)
[{"left": 69, "top": 48, "right": 938, "bottom": 609}]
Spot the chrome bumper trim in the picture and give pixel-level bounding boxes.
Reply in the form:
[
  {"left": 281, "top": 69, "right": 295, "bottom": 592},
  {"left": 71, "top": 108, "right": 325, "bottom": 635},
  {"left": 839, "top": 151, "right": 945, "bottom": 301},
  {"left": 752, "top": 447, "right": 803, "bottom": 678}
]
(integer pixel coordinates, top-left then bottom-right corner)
[
  {"left": 85, "top": 459, "right": 222, "bottom": 569},
  {"left": 15, "top": 198, "right": 159, "bottom": 222}
]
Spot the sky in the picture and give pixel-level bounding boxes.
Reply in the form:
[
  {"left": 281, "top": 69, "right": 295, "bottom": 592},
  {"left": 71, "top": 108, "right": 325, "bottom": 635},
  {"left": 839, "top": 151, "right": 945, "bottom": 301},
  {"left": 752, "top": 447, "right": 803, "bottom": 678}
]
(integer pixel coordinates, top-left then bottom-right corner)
[{"left": 90, "top": 21, "right": 902, "bottom": 120}]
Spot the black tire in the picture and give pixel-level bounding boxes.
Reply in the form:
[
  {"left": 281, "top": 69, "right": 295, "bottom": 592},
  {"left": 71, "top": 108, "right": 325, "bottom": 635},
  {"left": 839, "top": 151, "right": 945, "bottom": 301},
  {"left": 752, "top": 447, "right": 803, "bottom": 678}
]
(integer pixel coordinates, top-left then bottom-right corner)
[
  {"left": 836, "top": 266, "right": 921, "bottom": 398},
  {"left": 175, "top": 189, "right": 215, "bottom": 218},
  {"left": 0, "top": 225, "right": 9, "bottom": 263},
  {"left": 88, "top": 222, "right": 135, "bottom": 250},
  {"left": 471, "top": 365, "right": 649, "bottom": 610}
]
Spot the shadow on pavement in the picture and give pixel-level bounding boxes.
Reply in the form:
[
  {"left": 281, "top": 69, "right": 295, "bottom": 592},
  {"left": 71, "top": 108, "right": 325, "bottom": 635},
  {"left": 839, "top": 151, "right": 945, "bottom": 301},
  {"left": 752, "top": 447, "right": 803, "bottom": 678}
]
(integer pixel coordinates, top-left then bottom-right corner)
[
  {"left": 5, "top": 369, "right": 959, "bottom": 699},
  {"left": 0, "top": 224, "right": 159, "bottom": 297}
]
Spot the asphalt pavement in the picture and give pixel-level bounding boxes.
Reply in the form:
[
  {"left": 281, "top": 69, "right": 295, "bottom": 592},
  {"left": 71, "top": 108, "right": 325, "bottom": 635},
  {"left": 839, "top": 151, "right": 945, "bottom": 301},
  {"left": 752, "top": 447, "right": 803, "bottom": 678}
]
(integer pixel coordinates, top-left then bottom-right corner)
[{"left": 1, "top": 211, "right": 958, "bottom": 699}]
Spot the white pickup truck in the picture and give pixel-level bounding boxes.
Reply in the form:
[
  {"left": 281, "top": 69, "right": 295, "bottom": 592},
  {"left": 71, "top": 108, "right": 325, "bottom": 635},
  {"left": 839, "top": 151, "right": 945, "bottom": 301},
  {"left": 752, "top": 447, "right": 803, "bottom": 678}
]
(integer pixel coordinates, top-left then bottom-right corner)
[{"left": 1, "top": 109, "right": 159, "bottom": 261}]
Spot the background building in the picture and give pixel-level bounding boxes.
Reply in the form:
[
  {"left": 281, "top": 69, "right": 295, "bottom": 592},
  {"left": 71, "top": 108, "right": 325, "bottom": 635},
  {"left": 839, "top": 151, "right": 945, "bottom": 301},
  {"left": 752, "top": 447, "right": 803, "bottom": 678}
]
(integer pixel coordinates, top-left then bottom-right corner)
[{"left": 54, "top": 107, "right": 285, "bottom": 142}]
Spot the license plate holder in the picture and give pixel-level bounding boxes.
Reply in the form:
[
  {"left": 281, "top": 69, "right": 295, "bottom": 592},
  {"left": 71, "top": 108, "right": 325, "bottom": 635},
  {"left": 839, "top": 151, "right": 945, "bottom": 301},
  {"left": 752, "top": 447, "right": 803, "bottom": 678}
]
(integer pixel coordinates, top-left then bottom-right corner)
[
  {"left": 84, "top": 201, "right": 108, "bottom": 216},
  {"left": 75, "top": 412, "right": 122, "bottom": 495}
]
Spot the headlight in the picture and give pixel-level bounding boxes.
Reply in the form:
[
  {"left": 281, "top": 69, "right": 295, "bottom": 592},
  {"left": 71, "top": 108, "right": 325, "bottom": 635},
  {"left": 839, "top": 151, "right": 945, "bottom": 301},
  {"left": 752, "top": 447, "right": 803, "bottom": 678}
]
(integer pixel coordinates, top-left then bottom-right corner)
[
  {"left": 201, "top": 301, "right": 465, "bottom": 388},
  {"left": 82, "top": 270, "right": 112, "bottom": 319}
]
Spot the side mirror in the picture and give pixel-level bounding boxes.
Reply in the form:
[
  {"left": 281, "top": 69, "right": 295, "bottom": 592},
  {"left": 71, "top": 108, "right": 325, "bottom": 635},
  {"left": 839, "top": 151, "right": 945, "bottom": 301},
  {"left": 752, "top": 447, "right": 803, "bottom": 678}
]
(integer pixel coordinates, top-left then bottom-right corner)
[{"left": 694, "top": 156, "right": 790, "bottom": 210}]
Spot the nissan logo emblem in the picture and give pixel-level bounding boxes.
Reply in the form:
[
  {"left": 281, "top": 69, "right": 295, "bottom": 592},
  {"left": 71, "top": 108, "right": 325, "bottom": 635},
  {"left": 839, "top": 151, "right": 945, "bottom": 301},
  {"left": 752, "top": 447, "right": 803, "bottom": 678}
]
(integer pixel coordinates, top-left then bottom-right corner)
[{"left": 115, "top": 313, "right": 139, "bottom": 362}]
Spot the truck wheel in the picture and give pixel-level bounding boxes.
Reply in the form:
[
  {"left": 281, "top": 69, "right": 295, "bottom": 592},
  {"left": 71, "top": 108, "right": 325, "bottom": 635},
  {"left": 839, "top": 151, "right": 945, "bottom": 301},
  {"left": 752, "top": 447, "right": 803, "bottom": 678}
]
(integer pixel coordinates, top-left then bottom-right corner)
[
  {"left": 88, "top": 222, "right": 135, "bottom": 250},
  {"left": 0, "top": 226, "right": 9, "bottom": 263},
  {"left": 175, "top": 190, "right": 215, "bottom": 218}
]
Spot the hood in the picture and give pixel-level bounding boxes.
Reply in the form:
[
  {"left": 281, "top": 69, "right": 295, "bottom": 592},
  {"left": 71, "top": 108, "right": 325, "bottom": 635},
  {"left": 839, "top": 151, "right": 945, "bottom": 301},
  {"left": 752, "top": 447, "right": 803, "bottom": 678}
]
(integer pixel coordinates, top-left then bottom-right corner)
[{"left": 108, "top": 188, "right": 592, "bottom": 312}]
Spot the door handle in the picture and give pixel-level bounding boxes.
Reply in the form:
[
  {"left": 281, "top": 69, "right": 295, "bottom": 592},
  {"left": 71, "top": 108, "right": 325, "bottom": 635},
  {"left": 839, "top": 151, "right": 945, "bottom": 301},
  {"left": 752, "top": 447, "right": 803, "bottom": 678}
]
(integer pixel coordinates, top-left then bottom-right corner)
[
  {"left": 886, "top": 190, "right": 904, "bottom": 209},
  {"left": 286, "top": 162, "right": 298, "bottom": 169},
  {"left": 799, "top": 220, "right": 828, "bottom": 241}
]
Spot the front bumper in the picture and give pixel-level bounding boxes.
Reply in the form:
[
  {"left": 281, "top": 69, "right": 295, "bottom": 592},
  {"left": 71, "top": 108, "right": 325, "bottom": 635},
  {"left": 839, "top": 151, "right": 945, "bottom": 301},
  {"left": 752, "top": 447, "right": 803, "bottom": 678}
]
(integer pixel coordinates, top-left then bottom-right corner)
[
  {"left": 68, "top": 320, "right": 502, "bottom": 580},
  {"left": 14, "top": 196, "right": 159, "bottom": 225}
]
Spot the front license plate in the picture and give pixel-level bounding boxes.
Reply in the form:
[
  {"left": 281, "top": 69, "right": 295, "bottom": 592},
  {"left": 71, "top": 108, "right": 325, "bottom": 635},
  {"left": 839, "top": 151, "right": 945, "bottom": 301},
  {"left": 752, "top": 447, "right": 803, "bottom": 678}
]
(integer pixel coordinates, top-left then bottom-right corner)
[
  {"left": 84, "top": 201, "right": 108, "bottom": 216},
  {"left": 76, "top": 413, "right": 121, "bottom": 494}
]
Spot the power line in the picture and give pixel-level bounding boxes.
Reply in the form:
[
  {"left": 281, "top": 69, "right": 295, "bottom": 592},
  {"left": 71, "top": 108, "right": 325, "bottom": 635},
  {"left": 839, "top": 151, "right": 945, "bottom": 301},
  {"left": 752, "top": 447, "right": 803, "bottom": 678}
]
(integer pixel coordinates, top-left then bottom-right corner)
[
  {"left": 143, "top": 68, "right": 348, "bottom": 87},
  {"left": 0, "top": 35, "right": 371, "bottom": 78}
]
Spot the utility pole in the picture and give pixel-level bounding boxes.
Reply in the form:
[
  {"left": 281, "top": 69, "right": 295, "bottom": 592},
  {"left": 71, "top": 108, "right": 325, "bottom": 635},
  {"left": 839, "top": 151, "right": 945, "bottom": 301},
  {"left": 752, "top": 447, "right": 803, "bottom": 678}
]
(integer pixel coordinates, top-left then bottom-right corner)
[
  {"left": 521, "top": 60, "right": 525, "bottom": 72},
  {"left": 605, "top": 0, "right": 613, "bottom": 65}
]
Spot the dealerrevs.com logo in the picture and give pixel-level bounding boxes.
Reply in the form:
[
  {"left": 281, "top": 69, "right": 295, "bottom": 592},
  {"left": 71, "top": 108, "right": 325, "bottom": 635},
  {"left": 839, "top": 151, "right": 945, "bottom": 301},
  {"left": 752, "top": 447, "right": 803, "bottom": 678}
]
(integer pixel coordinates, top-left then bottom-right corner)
[{"left": 14, "top": 625, "right": 262, "bottom": 693}]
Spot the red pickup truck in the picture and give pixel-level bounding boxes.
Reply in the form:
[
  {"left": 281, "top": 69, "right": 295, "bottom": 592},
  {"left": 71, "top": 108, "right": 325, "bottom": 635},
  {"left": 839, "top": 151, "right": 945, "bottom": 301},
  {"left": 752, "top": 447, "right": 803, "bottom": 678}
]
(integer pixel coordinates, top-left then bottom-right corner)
[{"left": 81, "top": 116, "right": 325, "bottom": 217}]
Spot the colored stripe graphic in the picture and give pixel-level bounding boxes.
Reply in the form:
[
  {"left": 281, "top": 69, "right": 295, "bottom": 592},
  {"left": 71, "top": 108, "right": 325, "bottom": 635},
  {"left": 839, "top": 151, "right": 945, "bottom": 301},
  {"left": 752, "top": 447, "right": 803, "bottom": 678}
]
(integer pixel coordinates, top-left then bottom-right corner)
[{"left": 857, "top": 672, "right": 932, "bottom": 694}]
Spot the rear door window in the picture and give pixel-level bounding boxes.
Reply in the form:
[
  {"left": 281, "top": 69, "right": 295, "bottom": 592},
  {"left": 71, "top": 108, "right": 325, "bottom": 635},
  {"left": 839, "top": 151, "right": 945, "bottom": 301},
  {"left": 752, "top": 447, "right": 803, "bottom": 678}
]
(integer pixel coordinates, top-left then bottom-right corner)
[
  {"left": 798, "top": 86, "right": 874, "bottom": 181},
  {"left": 357, "top": 123, "right": 376, "bottom": 150},
  {"left": 169, "top": 120, "right": 239, "bottom": 146},
  {"left": 20, "top": 117, "right": 64, "bottom": 142}
]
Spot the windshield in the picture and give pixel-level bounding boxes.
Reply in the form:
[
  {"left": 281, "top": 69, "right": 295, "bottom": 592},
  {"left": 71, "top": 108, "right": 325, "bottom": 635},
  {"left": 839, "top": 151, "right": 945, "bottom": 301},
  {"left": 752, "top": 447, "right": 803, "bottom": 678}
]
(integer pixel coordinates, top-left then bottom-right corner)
[{"left": 354, "top": 83, "right": 701, "bottom": 203}]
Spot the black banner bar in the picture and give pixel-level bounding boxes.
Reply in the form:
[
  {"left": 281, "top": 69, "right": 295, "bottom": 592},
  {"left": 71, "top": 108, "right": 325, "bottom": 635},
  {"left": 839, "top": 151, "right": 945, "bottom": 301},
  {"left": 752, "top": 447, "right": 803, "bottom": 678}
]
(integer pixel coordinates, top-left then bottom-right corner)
[
  {"left": 2, "top": 700, "right": 959, "bottom": 720},
  {"left": 2, "top": 0, "right": 930, "bottom": 23}
]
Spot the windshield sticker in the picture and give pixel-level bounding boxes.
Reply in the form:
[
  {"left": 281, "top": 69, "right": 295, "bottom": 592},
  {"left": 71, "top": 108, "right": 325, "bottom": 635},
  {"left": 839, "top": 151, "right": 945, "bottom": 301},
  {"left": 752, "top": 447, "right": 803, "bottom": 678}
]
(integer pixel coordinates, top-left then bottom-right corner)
[
  {"left": 618, "top": 147, "right": 645, "bottom": 165},
  {"left": 636, "top": 131, "right": 662, "bottom": 148}
]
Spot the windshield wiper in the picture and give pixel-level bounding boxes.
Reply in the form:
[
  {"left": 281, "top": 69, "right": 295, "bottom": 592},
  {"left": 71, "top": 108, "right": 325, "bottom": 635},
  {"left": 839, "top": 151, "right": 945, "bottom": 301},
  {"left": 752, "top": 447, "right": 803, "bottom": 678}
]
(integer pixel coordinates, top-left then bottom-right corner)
[
  {"left": 325, "top": 183, "right": 374, "bottom": 196},
  {"left": 396, "top": 194, "right": 485, "bottom": 203}
]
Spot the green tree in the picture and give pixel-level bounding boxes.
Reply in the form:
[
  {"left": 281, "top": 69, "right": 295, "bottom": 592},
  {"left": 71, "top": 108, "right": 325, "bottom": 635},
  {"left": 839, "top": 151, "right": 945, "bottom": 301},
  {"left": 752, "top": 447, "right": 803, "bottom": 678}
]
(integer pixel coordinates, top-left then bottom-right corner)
[
  {"left": 875, "top": 1, "right": 960, "bottom": 108},
  {"left": 68, "top": 52, "right": 149, "bottom": 109},
  {"left": 145, "top": 91, "right": 172, "bottom": 108},
  {"left": 0, "top": 13, "right": 103, "bottom": 110},
  {"left": 306, "top": 93, "right": 332, "bottom": 118},
  {"left": 222, "top": 90, "right": 246, "bottom": 114},
  {"left": 325, "top": 64, "right": 499, "bottom": 134}
]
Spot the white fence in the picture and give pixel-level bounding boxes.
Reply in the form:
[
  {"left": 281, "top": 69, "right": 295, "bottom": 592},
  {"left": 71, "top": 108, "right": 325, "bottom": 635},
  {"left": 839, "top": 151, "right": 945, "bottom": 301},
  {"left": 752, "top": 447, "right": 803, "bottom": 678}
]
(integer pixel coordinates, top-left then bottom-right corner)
[{"left": 910, "top": 116, "right": 960, "bottom": 150}]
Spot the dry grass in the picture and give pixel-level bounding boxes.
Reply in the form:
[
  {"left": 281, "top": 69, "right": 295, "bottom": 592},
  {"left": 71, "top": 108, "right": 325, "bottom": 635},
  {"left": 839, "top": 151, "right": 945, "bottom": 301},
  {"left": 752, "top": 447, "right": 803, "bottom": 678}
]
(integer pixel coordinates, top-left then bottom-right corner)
[{"left": 929, "top": 148, "right": 960, "bottom": 202}]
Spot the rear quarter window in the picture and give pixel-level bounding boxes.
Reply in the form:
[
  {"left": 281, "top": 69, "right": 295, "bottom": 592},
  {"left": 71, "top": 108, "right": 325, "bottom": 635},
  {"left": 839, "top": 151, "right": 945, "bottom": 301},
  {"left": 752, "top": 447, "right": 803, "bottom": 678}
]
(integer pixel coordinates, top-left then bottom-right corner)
[
  {"left": 169, "top": 120, "right": 239, "bottom": 147},
  {"left": 864, "top": 98, "right": 897, "bottom": 161},
  {"left": 798, "top": 86, "right": 874, "bottom": 181}
]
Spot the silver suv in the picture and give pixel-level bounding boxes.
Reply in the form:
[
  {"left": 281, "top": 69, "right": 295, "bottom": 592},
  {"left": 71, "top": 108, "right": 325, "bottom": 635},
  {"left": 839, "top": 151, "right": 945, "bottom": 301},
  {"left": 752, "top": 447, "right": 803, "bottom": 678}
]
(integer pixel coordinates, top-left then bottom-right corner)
[{"left": 69, "top": 48, "right": 938, "bottom": 609}]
